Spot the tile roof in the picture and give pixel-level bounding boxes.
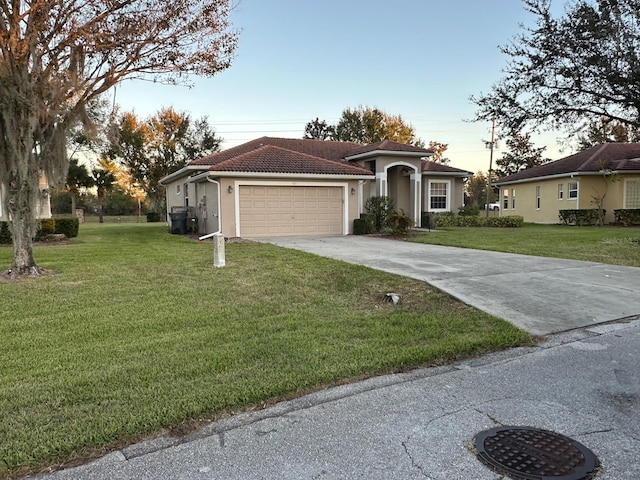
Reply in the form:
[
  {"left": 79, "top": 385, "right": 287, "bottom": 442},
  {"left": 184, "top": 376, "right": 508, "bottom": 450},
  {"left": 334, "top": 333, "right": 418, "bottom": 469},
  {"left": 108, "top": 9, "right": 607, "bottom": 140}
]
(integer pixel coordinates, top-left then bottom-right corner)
[
  {"left": 497, "top": 143, "right": 640, "bottom": 184},
  {"left": 346, "top": 139, "right": 433, "bottom": 157},
  {"left": 421, "top": 160, "right": 473, "bottom": 175},
  {"left": 208, "top": 145, "right": 374, "bottom": 176},
  {"left": 190, "top": 136, "right": 362, "bottom": 166}
]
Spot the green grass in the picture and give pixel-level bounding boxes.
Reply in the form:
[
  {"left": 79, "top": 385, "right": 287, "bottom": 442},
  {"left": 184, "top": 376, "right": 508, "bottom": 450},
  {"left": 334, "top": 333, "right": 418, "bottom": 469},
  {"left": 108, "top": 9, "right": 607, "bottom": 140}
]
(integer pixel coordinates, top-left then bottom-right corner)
[
  {"left": 411, "top": 224, "right": 640, "bottom": 267},
  {"left": 0, "top": 224, "right": 530, "bottom": 478}
]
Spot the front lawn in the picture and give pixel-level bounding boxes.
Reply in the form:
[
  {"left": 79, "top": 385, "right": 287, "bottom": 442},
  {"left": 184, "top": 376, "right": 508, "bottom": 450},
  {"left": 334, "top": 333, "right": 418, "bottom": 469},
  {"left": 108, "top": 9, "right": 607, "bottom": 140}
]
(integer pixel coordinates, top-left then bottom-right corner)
[
  {"left": 0, "top": 224, "right": 530, "bottom": 478},
  {"left": 410, "top": 224, "right": 640, "bottom": 267}
]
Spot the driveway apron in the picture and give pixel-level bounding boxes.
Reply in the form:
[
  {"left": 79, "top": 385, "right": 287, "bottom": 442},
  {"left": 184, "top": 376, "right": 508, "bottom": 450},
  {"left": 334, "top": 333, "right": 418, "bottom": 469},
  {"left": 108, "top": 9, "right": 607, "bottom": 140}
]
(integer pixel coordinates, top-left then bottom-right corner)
[{"left": 258, "top": 236, "right": 640, "bottom": 336}]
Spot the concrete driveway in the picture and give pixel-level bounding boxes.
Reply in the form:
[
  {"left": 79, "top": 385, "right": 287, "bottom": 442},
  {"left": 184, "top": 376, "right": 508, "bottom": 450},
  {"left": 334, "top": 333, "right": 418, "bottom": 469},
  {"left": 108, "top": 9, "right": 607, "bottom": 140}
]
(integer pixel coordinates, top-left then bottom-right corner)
[{"left": 259, "top": 236, "right": 640, "bottom": 336}]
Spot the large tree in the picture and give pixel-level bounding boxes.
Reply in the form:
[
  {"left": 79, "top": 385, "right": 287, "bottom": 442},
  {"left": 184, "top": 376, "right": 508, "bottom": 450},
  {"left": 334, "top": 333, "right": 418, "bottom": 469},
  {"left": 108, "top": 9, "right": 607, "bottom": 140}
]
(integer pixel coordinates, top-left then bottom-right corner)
[
  {"left": 472, "top": 0, "right": 640, "bottom": 140},
  {"left": 303, "top": 118, "right": 335, "bottom": 141},
  {"left": 0, "top": 0, "right": 237, "bottom": 278},
  {"left": 334, "top": 106, "right": 424, "bottom": 146},
  {"left": 495, "top": 131, "right": 549, "bottom": 178},
  {"left": 578, "top": 117, "right": 640, "bottom": 149},
  {"left": 306, "top": 106, "right": 425, "bottom": 146},
  {"left": 106, "top": 108, "right": 222, "bottom": 215}
]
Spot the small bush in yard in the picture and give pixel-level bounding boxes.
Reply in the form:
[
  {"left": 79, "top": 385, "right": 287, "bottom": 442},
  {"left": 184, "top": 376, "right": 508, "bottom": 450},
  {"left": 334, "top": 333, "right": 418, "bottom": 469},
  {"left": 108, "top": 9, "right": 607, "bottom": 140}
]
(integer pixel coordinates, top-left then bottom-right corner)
[
  {"left": 0, "top": 221, "right": 11, "bottom": 244},
  {"left": 35, "top": 218, "right": 56, "bottom": 240},
  {"left": 55, "top": 217, "right": 80, "bottom": 238},
  {"left": 353, "top": 217, "right": 370, "bottom": 235},
  {"left": 388, "top": 209, "right": 414, "bottom": 237}
]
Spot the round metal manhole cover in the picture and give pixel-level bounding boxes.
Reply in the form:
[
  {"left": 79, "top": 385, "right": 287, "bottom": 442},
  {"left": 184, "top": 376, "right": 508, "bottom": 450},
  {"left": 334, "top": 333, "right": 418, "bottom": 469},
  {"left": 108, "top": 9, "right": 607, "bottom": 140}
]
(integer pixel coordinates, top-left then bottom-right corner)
[{"left": 474, "top": 426, "right": 600, "bottom": 480}]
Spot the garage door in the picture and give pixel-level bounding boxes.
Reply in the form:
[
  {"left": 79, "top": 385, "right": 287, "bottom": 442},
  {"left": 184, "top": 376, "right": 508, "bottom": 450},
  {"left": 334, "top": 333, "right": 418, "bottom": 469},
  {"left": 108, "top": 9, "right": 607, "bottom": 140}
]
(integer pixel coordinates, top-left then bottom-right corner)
[{"left": 239, "top": 186, "right": 344, "bottom": 237}]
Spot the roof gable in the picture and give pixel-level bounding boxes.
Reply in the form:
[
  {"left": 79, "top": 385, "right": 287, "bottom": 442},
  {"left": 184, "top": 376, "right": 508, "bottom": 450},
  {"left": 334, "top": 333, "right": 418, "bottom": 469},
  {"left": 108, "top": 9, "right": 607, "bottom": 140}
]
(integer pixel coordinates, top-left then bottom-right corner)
[
  {"left": 208, "top": 145, "right": 373, "bottom": 176},
  {"left": 497, "top": 143, "right": 640, "bottom": 184}
]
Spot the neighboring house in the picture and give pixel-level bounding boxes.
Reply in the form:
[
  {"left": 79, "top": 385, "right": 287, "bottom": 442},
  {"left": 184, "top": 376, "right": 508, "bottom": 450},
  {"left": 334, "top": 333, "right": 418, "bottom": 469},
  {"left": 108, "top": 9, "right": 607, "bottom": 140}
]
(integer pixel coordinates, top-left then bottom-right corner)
[
  {"left": 160, "top": 137, "right": 472, "bottom": 238},
  {"left": 495, "top": 143, "right": 640, "bottom": 224},
  {"left": 0, "top": 174, "right": 52, "bottom": 222}
]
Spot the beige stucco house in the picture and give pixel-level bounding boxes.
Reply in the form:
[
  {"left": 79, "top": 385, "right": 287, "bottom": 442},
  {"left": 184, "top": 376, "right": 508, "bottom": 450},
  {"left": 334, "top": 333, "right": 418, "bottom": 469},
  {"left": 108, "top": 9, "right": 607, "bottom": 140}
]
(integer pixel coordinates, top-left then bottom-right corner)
[
  {"left": 160, "top": 137, "right": 472, "bottom": 238},
  {"left": 495, "top": 143, "right": 640, "bottom": 224}
]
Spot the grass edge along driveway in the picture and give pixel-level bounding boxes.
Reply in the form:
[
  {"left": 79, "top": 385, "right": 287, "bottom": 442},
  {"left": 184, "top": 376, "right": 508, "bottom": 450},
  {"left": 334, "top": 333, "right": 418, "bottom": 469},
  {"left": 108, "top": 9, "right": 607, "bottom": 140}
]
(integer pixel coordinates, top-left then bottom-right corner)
[{"left": 0, "top": 224, "right": 530, "bottom": 479}]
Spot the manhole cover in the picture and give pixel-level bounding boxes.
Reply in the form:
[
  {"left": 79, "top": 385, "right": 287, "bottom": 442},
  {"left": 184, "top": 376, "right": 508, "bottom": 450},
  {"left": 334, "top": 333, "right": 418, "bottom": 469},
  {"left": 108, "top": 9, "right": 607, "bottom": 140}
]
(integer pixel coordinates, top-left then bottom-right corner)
[{"left": 475, "top": 426, "right": 600, "bottom": 480}]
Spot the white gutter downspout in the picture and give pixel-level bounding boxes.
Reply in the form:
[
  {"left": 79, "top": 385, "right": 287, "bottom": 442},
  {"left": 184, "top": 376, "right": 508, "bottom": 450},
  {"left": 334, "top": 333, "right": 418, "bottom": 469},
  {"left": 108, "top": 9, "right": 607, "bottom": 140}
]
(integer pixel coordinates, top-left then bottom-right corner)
[{"left": 198, "top": 176, "right": 222, "bottom": 240}]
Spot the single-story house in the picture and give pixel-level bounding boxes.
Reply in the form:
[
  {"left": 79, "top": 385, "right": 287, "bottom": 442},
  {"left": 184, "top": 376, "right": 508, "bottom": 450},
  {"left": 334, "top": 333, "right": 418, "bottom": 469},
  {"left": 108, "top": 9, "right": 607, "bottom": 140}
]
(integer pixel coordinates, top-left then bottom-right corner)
[
  {"left": 160, "top": 136, "right": 473, "bottom": 238},
  {"left": 0, "top": 174, "right": 52, "bottom": 222},
  {"left": 495, "top": 143, "right": 640, "bottom": 224}
]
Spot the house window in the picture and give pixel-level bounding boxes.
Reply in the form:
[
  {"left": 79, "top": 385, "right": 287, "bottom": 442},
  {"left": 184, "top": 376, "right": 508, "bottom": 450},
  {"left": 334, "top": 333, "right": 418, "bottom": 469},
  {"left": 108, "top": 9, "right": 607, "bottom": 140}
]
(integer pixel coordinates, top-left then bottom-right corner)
[
  {"left": 625, "top": 179, "right": 640, "bottom": 208},
  {"left": 184, "top": 183, "right": 189, "bottom": 206},
  {"left": 535, "top": 186, "right": 541, "bottom": 209},
  {"left": 176, "top": 184, "right": 181, "bottom": 195},
  {"left": 503, "top": 189, "right": 509, "bottom": 209},
  {"left": 511, "top": 189, "right": 516, "bottom": 209},
  {"left": 568, "top": 182, "right": 578, "bottom": 199},
  {"left": 428, "top": 181, "right": 449, "bottom": 211},
  {"left": 558, "top": 184, "right": 564, "bottom": 200}
]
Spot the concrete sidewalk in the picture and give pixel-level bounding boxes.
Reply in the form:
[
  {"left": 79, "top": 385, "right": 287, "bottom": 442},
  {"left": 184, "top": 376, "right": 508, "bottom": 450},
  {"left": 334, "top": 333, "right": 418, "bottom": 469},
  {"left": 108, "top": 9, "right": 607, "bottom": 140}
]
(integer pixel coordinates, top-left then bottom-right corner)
[
  {"left": 259, "top": 236, "right": 640, "bottom": 336},
  {"left": 34, "top": 318, "right": 640, "bottom": 480}
]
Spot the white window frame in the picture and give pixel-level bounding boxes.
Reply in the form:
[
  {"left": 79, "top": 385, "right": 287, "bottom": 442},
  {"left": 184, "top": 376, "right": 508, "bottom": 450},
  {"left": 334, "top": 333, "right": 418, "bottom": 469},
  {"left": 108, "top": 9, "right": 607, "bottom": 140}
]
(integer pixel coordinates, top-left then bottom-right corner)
[
  {"left": 503, "top": 189, "right": 509, "bottom": 210},
  {"left": 558, "top": 183, "right": 564, "bottom": 200},
  {"left": 535, "top": 186, "right": 541, "bottom": 209},
  {"left": 568, "top": 182, "right": 578, "bottom": 200},
  {"left": 511, "top": 188, "right": 516, "bottom": 209},
  {"left": 427, "top": 180, "right": 450, "bottom": 212},
  {"left": 624, "top": 178, "right": 640, "bottom": 208},
  {"left": 176, "top": 183, "right": 181, "bottom": 195}
]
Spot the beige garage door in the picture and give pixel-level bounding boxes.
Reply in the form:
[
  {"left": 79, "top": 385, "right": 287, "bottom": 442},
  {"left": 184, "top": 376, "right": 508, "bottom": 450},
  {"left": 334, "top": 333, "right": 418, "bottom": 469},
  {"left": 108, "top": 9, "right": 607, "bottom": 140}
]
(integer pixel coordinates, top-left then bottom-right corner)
[{"left": 239, "top": 186, "right": 344, "bottom": 237}]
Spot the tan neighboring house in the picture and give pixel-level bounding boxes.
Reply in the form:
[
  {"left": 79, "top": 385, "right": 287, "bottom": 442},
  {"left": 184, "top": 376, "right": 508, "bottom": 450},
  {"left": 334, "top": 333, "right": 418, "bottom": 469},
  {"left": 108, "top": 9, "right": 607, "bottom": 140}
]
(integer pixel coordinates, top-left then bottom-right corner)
[
  {"left": 0, "top": 174, "right": 52, "bottom": 222},
  {"left": 495, "top": 143, "right": 640, "bottom": 224},
  {"left": 159, "top": 136, "right": 472, "bottom": 238}
]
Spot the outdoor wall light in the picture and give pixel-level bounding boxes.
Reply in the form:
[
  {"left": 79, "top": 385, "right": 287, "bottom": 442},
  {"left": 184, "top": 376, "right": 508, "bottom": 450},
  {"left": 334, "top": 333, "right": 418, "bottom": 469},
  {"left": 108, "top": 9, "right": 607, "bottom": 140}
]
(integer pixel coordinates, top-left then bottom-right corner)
[
  {"left": 227, "top": 185, "right": 233, "bottom": 193},
  {"left": 350, "top": 187, "right": 356, "bottom": 196}
]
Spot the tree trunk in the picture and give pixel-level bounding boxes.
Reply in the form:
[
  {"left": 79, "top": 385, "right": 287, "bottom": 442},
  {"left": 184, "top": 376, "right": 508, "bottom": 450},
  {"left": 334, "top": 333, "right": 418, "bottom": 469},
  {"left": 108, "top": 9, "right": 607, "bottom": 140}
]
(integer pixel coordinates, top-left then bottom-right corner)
[
  {"left": 6, "top": 166, "right": 41, "bottom": 278},
  {"left": 0, "top": 86, "right": 42, "bottom": 278}
]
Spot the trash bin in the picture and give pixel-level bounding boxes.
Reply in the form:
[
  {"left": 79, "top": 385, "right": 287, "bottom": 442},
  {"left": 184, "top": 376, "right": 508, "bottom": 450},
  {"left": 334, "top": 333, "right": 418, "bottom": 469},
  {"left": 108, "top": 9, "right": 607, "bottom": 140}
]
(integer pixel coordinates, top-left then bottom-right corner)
[{"left": 169, "top": 211, "right": 187, "bottom": 235}]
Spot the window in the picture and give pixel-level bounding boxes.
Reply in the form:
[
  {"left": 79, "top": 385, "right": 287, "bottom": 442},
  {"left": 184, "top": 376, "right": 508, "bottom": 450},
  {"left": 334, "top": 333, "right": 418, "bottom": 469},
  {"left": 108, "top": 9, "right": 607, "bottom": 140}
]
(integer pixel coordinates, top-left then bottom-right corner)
[
  {"left": 535, "top": 186, "right": 541, "bottom": 209},
  {"left": 558, "top": 184, "right": 564, "bottom": 200},
  {"left": 184, "top": 183, "right": 189, "bottom": 206},
  {"left": 176, "top": 184, "right": 181, "bottom": 195},
  {"left": 625, "top": 179, "right": 640, "bottom": 208},
  {"left": 428, "top": 181, "right": 449, "bottom": 211},
  {"left": 503, "top": 189, "right": 509, "bottom": 209},
  {"left": 511, "top": 189, "right": 516, "bottom": 209},
  {"left": 568, "top": 182, "right": 578, "bottom": 199}
]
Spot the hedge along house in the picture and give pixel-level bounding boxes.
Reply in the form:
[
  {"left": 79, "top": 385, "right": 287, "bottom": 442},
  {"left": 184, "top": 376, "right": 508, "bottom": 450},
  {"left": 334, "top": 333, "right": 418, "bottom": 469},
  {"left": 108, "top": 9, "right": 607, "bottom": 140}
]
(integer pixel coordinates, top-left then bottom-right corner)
[
  {"left": 0, "top": 174, "right": 52, "bottom": 222},
  {"left": 159, "top": 137, "right": 472, "bottom": 238},
  {"left": 495, "top": 143, "right": 640, "bottom": 224}
]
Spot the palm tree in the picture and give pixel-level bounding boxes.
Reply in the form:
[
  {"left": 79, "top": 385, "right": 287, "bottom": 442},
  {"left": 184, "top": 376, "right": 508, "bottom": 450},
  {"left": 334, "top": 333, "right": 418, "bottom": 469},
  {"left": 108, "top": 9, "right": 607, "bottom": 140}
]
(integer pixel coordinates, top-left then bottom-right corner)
[
  {"left": 66, "top": 158, "right": 95, "bottom": 214},
  {"left": 91, "top": 167, "right": 116, "bottom": 223}
]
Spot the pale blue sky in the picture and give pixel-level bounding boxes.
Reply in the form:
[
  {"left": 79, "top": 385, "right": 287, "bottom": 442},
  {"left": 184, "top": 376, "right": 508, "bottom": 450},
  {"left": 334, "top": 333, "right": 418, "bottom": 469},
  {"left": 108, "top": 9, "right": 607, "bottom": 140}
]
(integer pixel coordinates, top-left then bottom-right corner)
[{"left": 115, "top": 0, "right": 567, "bottom": 173}]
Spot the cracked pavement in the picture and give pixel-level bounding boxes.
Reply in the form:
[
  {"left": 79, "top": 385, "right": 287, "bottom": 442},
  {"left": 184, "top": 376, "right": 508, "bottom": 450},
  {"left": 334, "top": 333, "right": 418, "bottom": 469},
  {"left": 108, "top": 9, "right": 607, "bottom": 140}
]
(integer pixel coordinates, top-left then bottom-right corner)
[{"left": 33, "top": 318, "right": 640, "bottom": 479}]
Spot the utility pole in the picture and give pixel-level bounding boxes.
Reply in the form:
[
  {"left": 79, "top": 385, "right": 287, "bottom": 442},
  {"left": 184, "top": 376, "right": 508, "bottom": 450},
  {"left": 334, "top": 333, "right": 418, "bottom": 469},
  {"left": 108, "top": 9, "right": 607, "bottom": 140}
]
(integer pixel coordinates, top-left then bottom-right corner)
[{"left": 484, "top": 118, "right": 497, "bottom": 219}]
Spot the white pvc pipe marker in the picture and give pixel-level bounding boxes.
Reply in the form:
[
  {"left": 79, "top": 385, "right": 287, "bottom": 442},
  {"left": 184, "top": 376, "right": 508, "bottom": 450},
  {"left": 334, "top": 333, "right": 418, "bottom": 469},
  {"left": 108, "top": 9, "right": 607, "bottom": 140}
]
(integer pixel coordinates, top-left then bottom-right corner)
[{"left": 213, "top": 233, "right": 225, "bottom": 268}]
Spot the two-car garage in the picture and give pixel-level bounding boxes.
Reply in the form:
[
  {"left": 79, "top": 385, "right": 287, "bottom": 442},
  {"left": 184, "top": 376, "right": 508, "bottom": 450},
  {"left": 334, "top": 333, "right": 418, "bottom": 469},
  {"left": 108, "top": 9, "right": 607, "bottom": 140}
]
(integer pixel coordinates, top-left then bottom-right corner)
[{"left": 237, "top": 185, "right": 345, "bottom": 238}]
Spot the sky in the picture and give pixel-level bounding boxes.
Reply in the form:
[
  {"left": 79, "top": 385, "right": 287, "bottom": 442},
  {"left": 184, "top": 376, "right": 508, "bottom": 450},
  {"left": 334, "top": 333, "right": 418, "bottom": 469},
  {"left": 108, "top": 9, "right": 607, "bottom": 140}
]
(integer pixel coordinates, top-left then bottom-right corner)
[{"left": 114, "top": 0, "right": 569, "bottom": 174}]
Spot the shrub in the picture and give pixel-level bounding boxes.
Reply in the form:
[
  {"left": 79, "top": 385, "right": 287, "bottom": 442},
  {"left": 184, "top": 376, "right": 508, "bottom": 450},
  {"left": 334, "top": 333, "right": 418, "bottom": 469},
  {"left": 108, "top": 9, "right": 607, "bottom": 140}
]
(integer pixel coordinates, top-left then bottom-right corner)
[
  {"left": 35, "top": 218, "right": 56, "bottom": 241},
  {"left": 559, "top": 209, "right": 602, "bottom": 226},
  {"left": 364, "top": 196, "right": 395, "bottom": 233},
  {"left": 614, "top": 209, "right": 640, "bottom": 226},
  {"left": 433, "top": 213, "right": 523, "bottom": 228},
  {"left": 353, "top": 217, "right": 370, "bottom": 235},
  {"left": 421, "top": 212, "right": 436, "bottom": 230},
  {"left": 55, "top": 217, "right": 80, "bottom": 238},
  {"left": 0, "top": 221, "right": 11, "bottom": 244},
  {"left": 458, "top": 204, "right": 480, "bottom": 216},
  {"left": 488, "top": 216, "right": 524, "bottom": 227},
  {"left": 388, "top": 209, "right": 414, "bottom": 237}
]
